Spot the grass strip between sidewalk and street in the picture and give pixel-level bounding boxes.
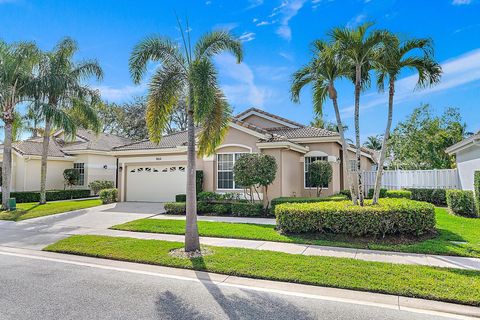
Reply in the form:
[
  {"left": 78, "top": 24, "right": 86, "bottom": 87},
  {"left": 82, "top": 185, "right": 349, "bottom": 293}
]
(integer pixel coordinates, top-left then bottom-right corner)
[
  {"left": 111, "top": 207, "right": 480, "bottom": 258},
  {"left": 0, "top": 199, "right": 103, "bottom": 221},
  {"left": 44, "top": 234, "right": 480, "bottom": 306}
]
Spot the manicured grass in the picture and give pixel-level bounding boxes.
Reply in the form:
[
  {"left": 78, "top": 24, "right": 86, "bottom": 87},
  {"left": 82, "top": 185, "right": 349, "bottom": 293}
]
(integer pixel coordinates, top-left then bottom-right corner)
[
  {"left": 111, "top": 207, "right": 480, "bottom": 258},
  {"left": 44, "top": 235, "right": 480, "bottom": 306},
  {"left": 0, "top": 199, "right": 103, "bottom": 221}
]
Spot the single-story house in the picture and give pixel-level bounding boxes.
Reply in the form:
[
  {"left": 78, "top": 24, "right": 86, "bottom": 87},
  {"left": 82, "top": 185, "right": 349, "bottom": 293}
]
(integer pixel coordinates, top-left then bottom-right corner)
[
  {"left": 0, "top": 107, "right": 377, "bottom": 202},
  {"left": 446, "top": 132, "right": 480, "bottom": 191}
]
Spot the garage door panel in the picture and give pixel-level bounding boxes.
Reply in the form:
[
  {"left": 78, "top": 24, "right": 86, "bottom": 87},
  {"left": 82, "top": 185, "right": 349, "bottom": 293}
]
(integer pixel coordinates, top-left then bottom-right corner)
[{"left": 126, "top": 165, "right": 186, "bottom": 202}]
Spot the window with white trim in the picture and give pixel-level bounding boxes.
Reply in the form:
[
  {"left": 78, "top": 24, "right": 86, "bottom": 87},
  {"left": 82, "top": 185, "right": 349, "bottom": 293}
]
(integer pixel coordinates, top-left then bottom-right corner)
[
  {"left": 348, "top": 160, "right": 358, "bottom": 172},
  {"left": 74, "top": 163, "right": 85, "bottom": 186},
  {"left": 304, "top": 156, "right": 328, "bottom": 188},
  {"left": 217, "top": 153, "right": 247, "bottom": 189}
]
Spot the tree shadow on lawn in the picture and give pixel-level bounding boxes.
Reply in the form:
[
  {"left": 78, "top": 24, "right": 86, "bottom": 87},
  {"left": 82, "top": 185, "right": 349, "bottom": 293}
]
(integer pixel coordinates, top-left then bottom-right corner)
[{"left": 154, "top": 255, "right": 315, "bottom": 320}]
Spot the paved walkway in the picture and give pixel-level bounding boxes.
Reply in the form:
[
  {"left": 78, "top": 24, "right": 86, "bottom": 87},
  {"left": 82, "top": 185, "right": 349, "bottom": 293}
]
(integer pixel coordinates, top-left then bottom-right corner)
[{"left": 1, "top": 202, "right": 480, "bottom": 271}]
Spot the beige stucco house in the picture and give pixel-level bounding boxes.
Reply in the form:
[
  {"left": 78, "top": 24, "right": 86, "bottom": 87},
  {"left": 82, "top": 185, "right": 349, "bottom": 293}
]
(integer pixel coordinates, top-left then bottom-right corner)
[
  {"left": 1, "top": 108, "right": 376, "bottom": 201},
  {"left": 446, "top": 132, "right": 480, "bottom": 191}
]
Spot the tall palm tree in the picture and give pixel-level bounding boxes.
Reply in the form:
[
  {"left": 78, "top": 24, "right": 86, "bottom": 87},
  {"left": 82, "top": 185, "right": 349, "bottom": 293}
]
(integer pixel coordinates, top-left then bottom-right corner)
[
  {"left": 371, "top": 35, "right": 442, "bottom": 204},
  {"left": 35, "top": 38, "right": 102, "bottom": 204},
  {"left": 330, "top": 22, "right": 389, "bottom": 206},
  {"left": 363, "top": 135, "right": 383, "bottom": 151},
  {"left": 0, "top": 40, "right": 40, "bottom": 209},
  {"left": 291, "top": 40, "right": 357, "bottom": 203},
  {"left": 129, "top": 25, "right": 243, "bottom": 252}
]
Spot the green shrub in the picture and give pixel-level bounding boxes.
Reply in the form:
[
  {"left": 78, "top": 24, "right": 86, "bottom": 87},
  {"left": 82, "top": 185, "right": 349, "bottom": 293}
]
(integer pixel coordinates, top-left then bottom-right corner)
[
  {"left": 88, "top": 180, "right": 114, "bottom": 195},
  {"left": 99, "top": 188, "right": 118, "bottom": 204},
  {"left": 1, "top": 189, "right": 92, "bottom": 203},
  {"left": 275, "top": 198, "right": 435, "bottom": 237},
  {"left": 475, "top": 171, "right": 480, "bottom": 214},
  {"left": 367, "top": 188, "right": 387, "bottom": 199},
  {"left": 231, "top": 202, "right": 264, "bottom": 217},
  {"left": 196, "top": 170, "right": 204, "bottom": 193},
  {"left": 164, "top": 202, "right": 186, "bottom": 215},
  {"left": 339, "top": 189, "right": 352, "bottom": 199},
  {"left": 175, "top": 194, "right": 186, "bottom": 202},
  {"left": 386, "top": 190, "right": 412, "bottom": 199},
  {"left": 197, "top": 191, "right": 222, "bottom": 202},
  {"left": 408, "top": 188, "right": 447, "bottom": 206},
  {"left": 270, "top": 195, "right": 347, "bottom": 212},
  {"left": 446, "top": 190, "right": 478, "bottom": 218}
]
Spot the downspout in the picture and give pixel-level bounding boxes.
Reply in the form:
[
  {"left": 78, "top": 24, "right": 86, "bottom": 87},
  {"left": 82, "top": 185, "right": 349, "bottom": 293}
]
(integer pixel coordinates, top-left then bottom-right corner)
[{"left": 115, "top": 158, "right": 119, "bottom": 188}]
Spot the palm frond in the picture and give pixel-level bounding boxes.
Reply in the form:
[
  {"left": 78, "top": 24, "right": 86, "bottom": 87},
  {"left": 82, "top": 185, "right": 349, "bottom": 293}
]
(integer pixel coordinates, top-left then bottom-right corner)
[
  {"left": 290, "top": 64, "right": 314, "bottom": 103},
  {"left": 70, "top": 98, "right": 102, "bottom": 134},
  {"left": 312, "top": 80, "right": 329, "bottom": 117},
  {"left": 190, "top": 58, "right": 218, "bottom": 122},
  {"left": 41, "top": 103, "right": 76, "bottom": 138},
  {"left": 197, "top": 90, "right": 231, "bottom": 156},
  {"left": 401, "top": 56, "right": 442, "bottom": 89},
  {"left": 194, "top": 30, "right": 243, "bottom": 63},
  {"left": 72, "top": 59, "right": 104, "bottom": 81},
  {"left": 129, "top": 36, "right": 185, "bottom": 84}
]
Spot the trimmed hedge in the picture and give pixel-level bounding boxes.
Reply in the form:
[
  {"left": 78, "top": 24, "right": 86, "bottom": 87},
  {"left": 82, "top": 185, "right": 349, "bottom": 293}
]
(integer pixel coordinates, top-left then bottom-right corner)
[
  {"left": 339, "top": 189, "right": 352, "bottom": 199},
  {"left": 164, "top": 202, "right": 186, "bottom": 215},
  {"left": 270, "top": 195, "right": 347, "bottom": 212},
  {"left": 231, "top": 202, "right": 264, "bottom": 217},
  {"left": 386, "top": 190, "right": 412, "bottom": 199},
  {"left": 475, "top": 171, "right": 480, "bottom": 214},
  {"left": 88, "top": 180, "right": 114, "bottom": 195},
  {"left": 408, "top": 188, "right": 447, "bottom": 206},
  {"left": 1, "top": 189, "right": 92, "bottom": 203},
  {"left": 367, "top": 188, "right": 387, "bottom": 199},
  {"left": 446, "top": 190, "right": 478, "bottom": 218},
  {"left": 99, "top": 188, "right": 118, "bottom": 204},
  {"left": 275, "top": 198, "right": 436, "bottom": 237},
  {"left": 197, "top": 201, "right": 231, "bottom": 215},
  {"left": 175, "top": 194, "right": 186, "bottom": 202}
]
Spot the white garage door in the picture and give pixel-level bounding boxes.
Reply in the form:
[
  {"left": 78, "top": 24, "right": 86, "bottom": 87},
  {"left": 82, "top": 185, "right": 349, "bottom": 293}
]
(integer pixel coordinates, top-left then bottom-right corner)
[{"left": 126, "top": 165, "right": 187, "bottom": 202}]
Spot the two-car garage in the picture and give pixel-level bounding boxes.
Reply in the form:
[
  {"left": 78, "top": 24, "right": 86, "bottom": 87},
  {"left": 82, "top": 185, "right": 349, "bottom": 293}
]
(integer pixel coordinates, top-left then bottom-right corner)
[{"left": 124, "top": 164, "right": 187, "bottom": 202}]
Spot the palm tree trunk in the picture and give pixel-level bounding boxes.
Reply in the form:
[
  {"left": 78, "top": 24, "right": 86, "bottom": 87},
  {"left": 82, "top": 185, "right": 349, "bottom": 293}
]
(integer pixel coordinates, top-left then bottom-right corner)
[
  {"left": 372, "top": 78, "right": 394, "bottom": 204},
  {"left": 39, "top": 118, "right": 51, "bottom": 204},
  {"left": 1, "top": 115, "right": 14, "bottom": 210},
  {"left": 330, "top": 84, "right": 357, "bottom": 205},
  {"left": 354, "top": 65, "right": 364, "bottom": 206},
  {"left": 184, "top": 86, "right": 200, "bottom": 252}
]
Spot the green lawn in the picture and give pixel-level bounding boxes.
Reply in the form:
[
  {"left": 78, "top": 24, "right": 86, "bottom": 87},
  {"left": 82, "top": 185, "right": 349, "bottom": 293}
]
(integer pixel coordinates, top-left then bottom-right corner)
[
  {"left": 0, "top": 199, "right": 103, "bottom": 221},
  {"left": 44, "top": 235, "right": 480, "bottom": 306},
  {"left": 111, "top": 207, "right": 480, "bottom": 258}
]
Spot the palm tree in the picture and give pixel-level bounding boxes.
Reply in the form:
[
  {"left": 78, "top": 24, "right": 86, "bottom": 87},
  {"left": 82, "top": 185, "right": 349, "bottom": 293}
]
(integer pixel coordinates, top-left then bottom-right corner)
[
  {"left": 0, "top": 40, "right": 40, "bottom": 209},
  {"left": 129, "top": 25, "right": 243, "bottom": 252},
  {"left": 363, "top": 135, "right": 383, "bottom": 151},
  {"left": 291, "top": 40, "right": 357, "bottom": 203},
  {"left": 330, "top": 22, "right": 389, "bottom": 206},
  {"left": 35, "top": 38, "right": 102, "bottom": 204},
  {"left": 371, "top": 35, "right": 442, "bottom": 204}
]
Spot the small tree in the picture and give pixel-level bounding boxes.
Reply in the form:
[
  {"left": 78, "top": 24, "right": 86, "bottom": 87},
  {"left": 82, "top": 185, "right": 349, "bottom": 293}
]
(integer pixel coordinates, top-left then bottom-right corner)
[
  {"left": 88, "top": 180, "right": 114, "bottom": 195},
  {"left": 63, "top": 169, "right": 79, "bottom": 190},
  {"left": 233, "top": 154, "right": 277, "bottom": 207},
  {"left": 308, "top": 160, "right": 332, "bottom": 197}
]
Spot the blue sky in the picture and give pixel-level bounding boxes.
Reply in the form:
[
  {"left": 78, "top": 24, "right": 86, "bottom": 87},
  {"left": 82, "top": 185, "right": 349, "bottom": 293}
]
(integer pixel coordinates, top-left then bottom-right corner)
[{"left": 1, "top": 0, "right": 480, "bottom": 141}]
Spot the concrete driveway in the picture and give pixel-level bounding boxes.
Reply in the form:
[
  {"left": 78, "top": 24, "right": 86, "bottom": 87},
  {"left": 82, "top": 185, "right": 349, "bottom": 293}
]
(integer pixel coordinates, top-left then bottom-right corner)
[{"left": 0, "top": 202, "right": 165, "bottom": 250}]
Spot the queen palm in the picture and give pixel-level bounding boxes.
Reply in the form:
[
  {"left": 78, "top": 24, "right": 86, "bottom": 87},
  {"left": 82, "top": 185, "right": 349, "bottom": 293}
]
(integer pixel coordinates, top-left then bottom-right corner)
[
  {"left": 331, "top": 22, "right": 389, "bottom": 206},
  {"left": 291, "top": 40, "right": 357, "bottom": 203},
  {"left": 371, "top": 35, "right": 442, "bottom": 203},
  {"left": 35, "top": 38, "right": 103, "bottom": 204},
  {"left": 129, "top": 27, "right": 243, "bottom": 252},
  {"left": 0, "top": 40, "right": 40, "bottom": 209},
  {"left": 363, "top": 135, "right": 382, "bottom": 151}
]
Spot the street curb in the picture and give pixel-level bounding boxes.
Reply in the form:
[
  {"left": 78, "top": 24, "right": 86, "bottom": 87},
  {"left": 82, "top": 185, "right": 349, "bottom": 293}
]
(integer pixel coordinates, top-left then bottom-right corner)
[{"left": 0, "top": 245, "right": 478, "bottom": 319}]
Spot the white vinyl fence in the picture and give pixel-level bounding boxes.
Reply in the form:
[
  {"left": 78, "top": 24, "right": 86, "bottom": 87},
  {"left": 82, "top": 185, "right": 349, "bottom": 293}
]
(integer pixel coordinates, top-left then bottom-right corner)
[{"left": 362, "top": 169, "right": 460, "bottom": 192}]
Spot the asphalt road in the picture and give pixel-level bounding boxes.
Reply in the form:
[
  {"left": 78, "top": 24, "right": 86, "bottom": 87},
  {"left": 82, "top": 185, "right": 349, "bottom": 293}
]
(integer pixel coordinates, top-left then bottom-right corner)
[{"left": 0, "top": 254, "right": 456, "bottom": 320}]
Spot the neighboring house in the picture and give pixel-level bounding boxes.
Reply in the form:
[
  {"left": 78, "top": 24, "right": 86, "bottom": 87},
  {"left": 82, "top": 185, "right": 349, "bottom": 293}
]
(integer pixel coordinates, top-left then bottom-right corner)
[
  {"left": 0, "top": 107, "right": 376, "bottom": 201},
  {"left": 113, "top": 108, "right": 376, "bottom": 202},
  {"left": 446, "top": 132, "right": 480, "bottom": 191},
  {"left": 0, "top": 129, "right": 132, "bottom": 192}
]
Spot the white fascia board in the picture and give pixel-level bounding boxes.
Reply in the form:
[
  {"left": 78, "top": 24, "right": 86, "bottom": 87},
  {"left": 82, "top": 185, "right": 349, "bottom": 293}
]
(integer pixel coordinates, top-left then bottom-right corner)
[
  {"left": 257, "top": 141, "right": 309, "bottom": 154},
  {"left": 229, "top": 122, "right": 269, "bottom": 139},
  {"left": 236, "top": 110, "right": 300, "bottom": 129},
  {"left": 445, "top": 136, "right": 480, "bottom": 155},
  {"left": 346, "top": 147, "right": 374, "bottom": 160},
  {"left": 63, "top": 150, "right": 111, "bottom": 156},
  {"left": 110, "top": 146, "right": 188, "bottom": 156}
]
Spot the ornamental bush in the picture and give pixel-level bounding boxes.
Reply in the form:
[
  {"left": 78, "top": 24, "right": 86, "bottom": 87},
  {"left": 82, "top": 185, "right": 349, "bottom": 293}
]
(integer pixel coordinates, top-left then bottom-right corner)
[
  {"left": 474, "top": 171, "right": 480, "bottom": 214},
  {"left": 446, "top": 189, "right": 478, "bottom": 218},
  {"left": 275, "top": 198, "right": 435, "bottom": 237},
  {"left": 270, "top": 195, "right": 347, "bottom": 212},
  {"left": 164, "top": 202, "right": 186, "bottom": 215},
  {"left": 307, "top": 160, "right": 332, "bottom": 197},
  {"left": 386, "top": 190, "right": 412, "bottom": 199},
  {"left": 89, "top": 180, "right": 114, "bottom": 195},
  {"left": 367, "top": 188, "right": 387, "bottom": 199},
  {"left": 99, "top": 188, "right": 118, "bottom": 204},
  {"left": 339, "top": 189, "right": 352, "bottom": 199},
  {"left": 408, "top": 188, "right": 447, "bottom": 206},
  {"left": 0, "top": 189, "right": 91, "bottom": 203},
  {"left": 175, "top": 194, "right": 186, "bottom": 202},
  {"left": 231, "top": 202, "right": 264, "bottom": 217}
]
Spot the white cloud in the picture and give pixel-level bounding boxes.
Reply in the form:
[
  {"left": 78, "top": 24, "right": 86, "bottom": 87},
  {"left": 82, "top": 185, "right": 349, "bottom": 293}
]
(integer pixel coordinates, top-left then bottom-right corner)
[
  {"left": 341, "top": 48, "right": 480, "bottom": 117},
  {"left": 274, "top": 0, "right": 307, "bottom": 41},
  {"left": 215, "top": 54, "right": 267, "bottom": 107},
  {"left": 346, "top": 14, "right": 367, "bottom": 28},
  {"left": 205, "top": 0, "right": 212, "bottom": 5},
  {"left": 246, "top": 0, "right": 264, "bottom": 9},
  {"left": 452, "top": 0, "right": 472, "bottom": 4},
  {"left": 279, "top": 51, "right": 294, "bottom": 61},
  {"left": 255, "top": 65, "right": 291, "bottom": 81},
  {"left": 213, "top": 22, "right": 239, "bottom": 31},
  {"left": 239, "top": 32, "right": 256, "bottom": 42},
  {"left": 96, "top": 84, "right": 146, "bottom": 102},
  {"left": 256, "top": 21, "right": 271, "bottom": 26}
]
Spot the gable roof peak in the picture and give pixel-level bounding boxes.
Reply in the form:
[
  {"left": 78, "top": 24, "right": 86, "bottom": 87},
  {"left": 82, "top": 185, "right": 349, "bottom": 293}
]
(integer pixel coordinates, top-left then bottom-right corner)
[{"left": 234, "top": 107, "right": 305, "bottom": 129}]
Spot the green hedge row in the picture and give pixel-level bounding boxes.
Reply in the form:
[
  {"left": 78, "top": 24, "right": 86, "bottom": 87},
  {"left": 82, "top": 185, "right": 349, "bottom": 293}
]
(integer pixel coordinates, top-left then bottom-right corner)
[
  {"left": 1, "top": 189, "right": 92, "bottom": 203},
  {"left": 475, "top": 171, "right": 480, "bottom": 213},
  {"left": 164, "top": 201, "right": 264, "bottom": 217},
  {"left": 99, "top": 188, "right": 117, "bottom": 204},
  {"left": 367, "top": 188, "right": 387, "bottom": 199},
  {"left": 270, "top": 195, "right": 347, "bottom": 212},
  {"left": 446, "top": 190, "right": 478, "bottom": 218},
  {"left": 275, "top": 198, "right": 436, "bottom": 237},
  {"left": 408, "top": 188, "right": 447, "bottom": 206},
  {"left": 385, "top": 190, "right": 412, "bottom": 199}
]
